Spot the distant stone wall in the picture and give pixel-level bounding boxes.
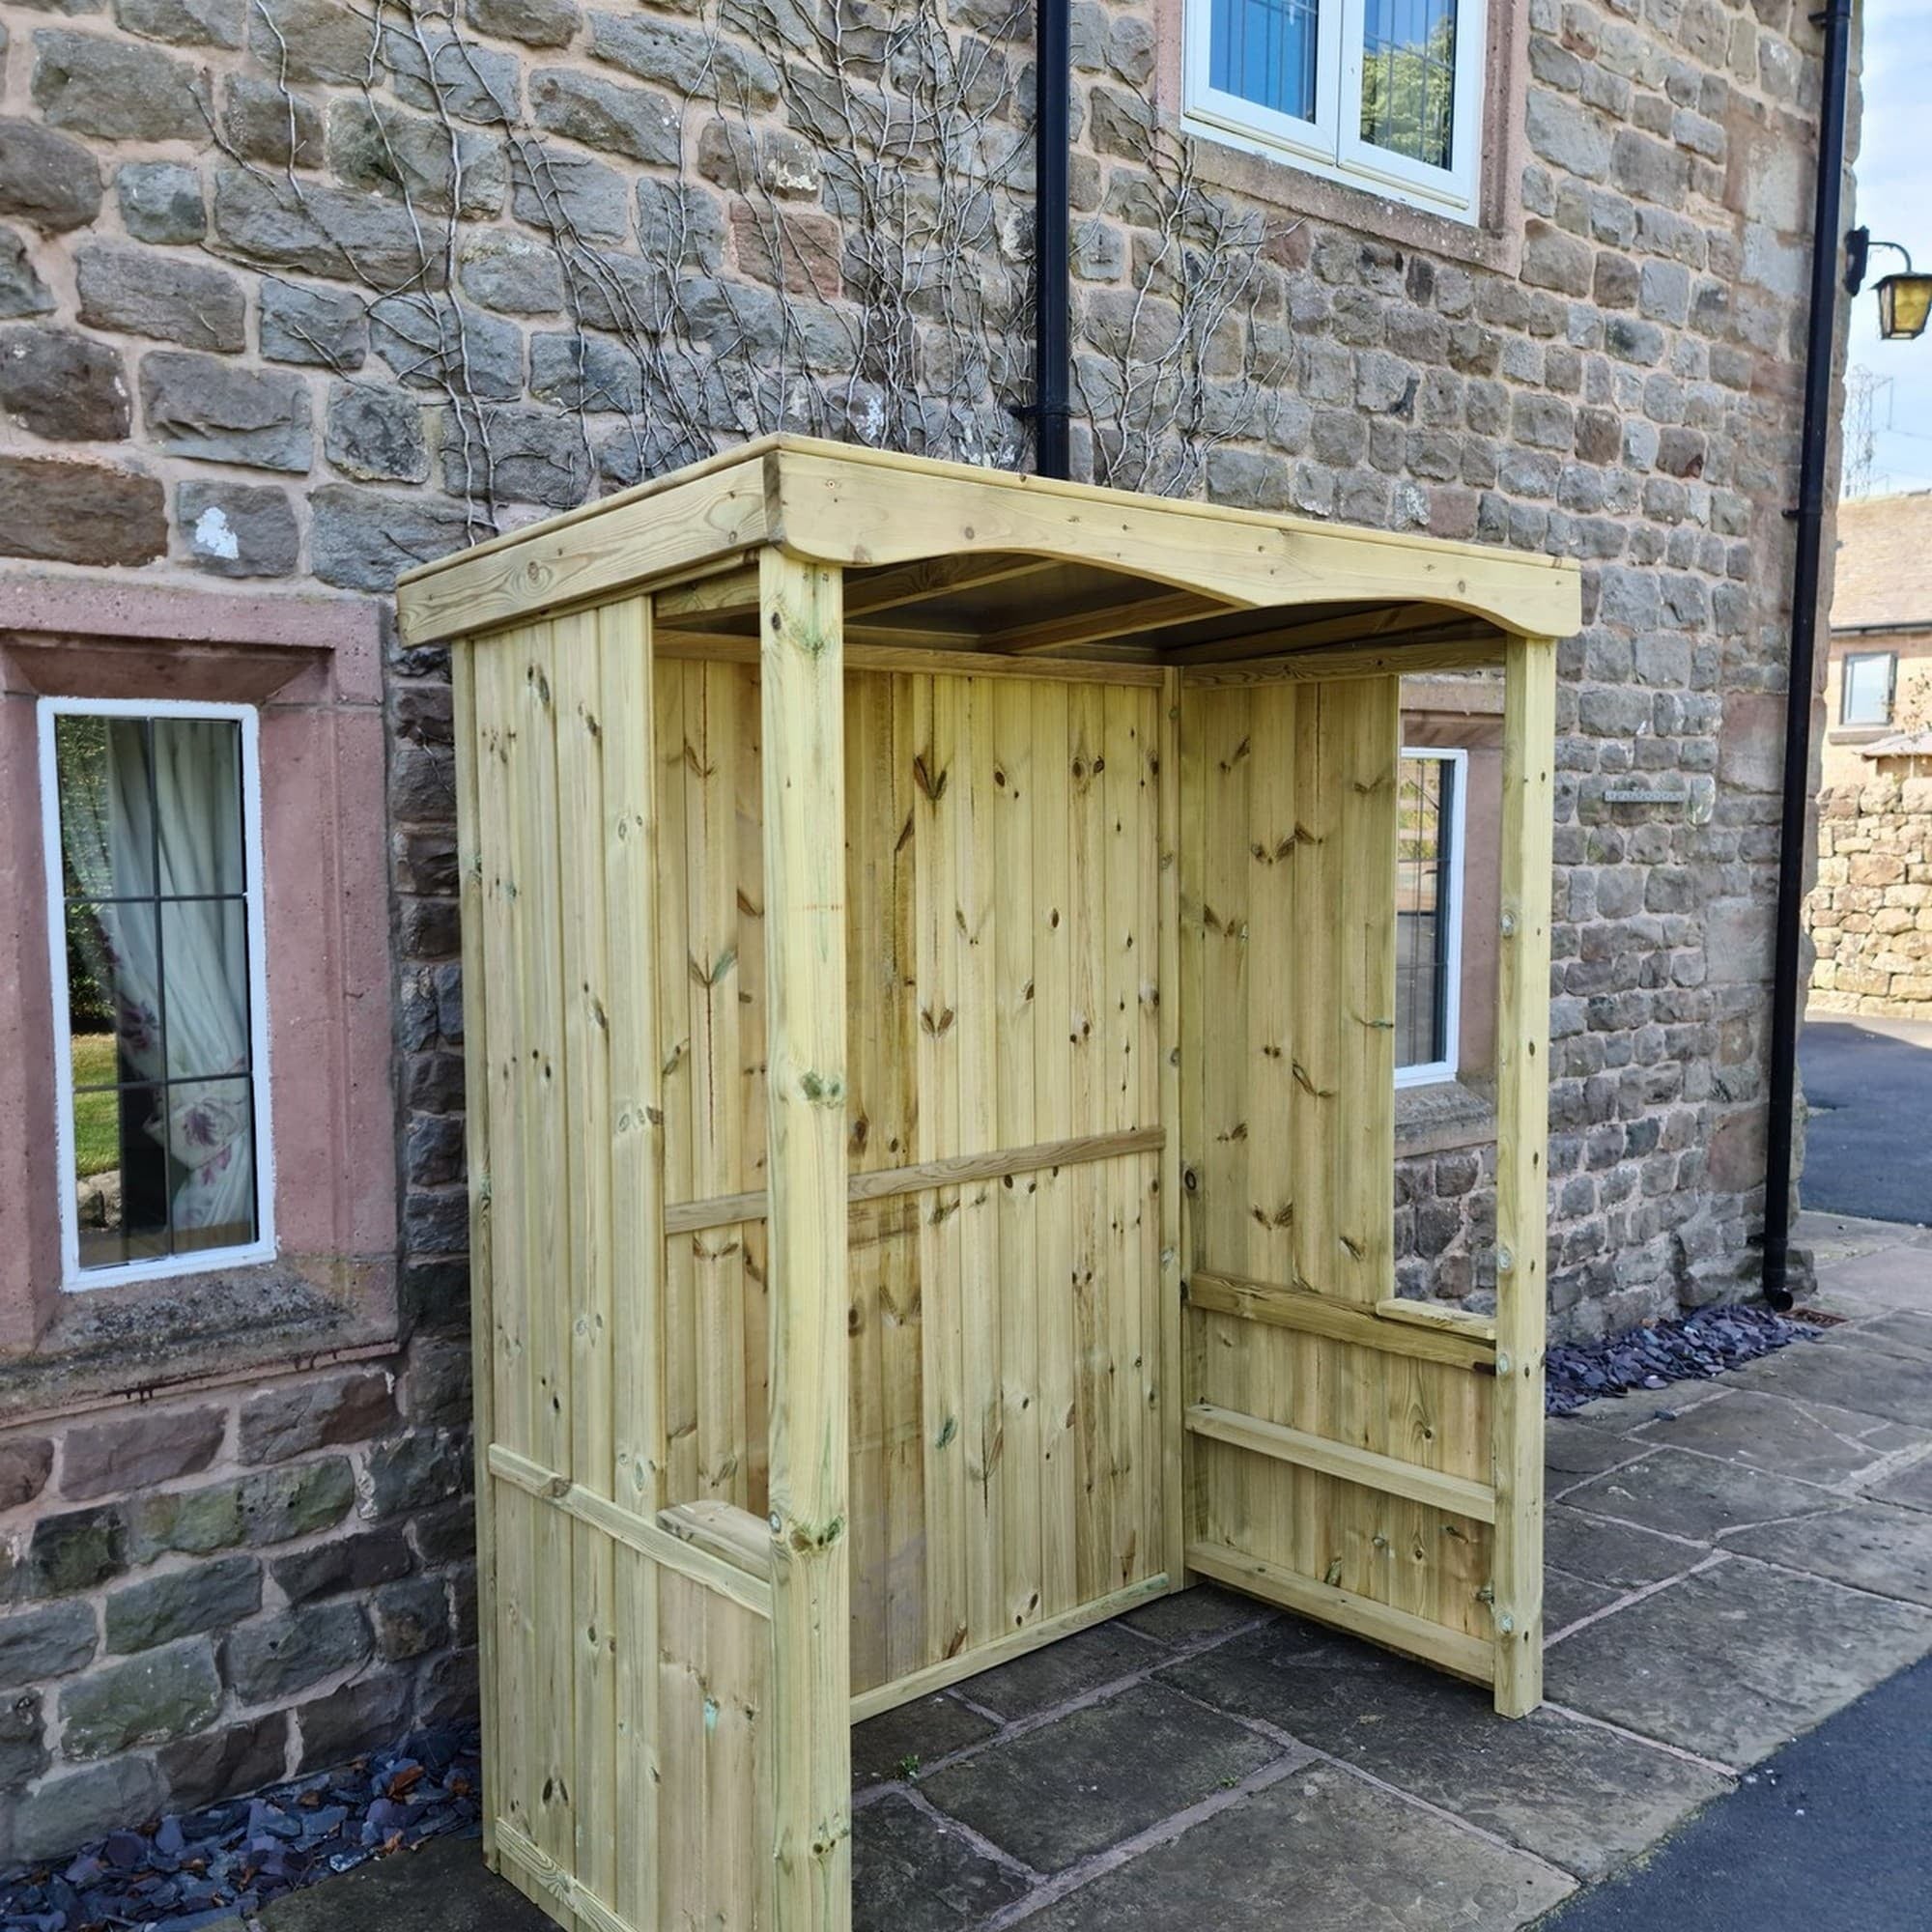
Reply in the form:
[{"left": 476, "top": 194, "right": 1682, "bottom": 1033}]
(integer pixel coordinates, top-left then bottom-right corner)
[
  {"left": 0, "top": 1350, "right": 475, "bottom": 1867},
  {"left": 1810, "top": 761, "right": 1932, "bottom": 1019}
]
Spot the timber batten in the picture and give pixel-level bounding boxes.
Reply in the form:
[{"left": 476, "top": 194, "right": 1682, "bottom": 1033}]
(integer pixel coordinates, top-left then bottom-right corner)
[{"left": 399, "top": 440, "right": 1577, "bottom": 1932}]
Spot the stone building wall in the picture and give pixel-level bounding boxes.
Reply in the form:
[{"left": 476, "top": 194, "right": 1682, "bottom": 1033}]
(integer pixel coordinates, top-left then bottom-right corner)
[
  {"left": 1809, "top": 758, "right": 1932, "bottom": 1019},
  {"left": 0, "top": 0, "right": 1844, "bottom": 1853},
  {"left": 0, "top": 1353, "right": 475, "bottom": 1866}
]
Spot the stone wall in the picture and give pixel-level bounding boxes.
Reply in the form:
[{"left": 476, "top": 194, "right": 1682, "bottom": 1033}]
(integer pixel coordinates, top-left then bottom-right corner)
[
  {"left": 0, "top": 0, "right": 1845, "bottom": 1853},
  {"left": 0, "top": 1353, "right": 476, "bottom": 1867},
  {"left": 1809, "top": 759, "right": 1932, "bottom": 1019}
]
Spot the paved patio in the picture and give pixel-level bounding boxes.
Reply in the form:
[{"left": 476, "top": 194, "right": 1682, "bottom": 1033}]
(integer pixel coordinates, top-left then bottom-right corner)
[{"left": 244, "top": 1208, "right": 1932, "bottom": 1931}]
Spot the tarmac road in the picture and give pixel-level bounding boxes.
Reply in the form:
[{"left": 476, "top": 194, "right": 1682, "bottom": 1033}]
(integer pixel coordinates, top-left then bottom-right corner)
[
  {"left": 1800, "top": 1013, "right": 1932, "bottom": 1226},
  {"left": 1536, "top": 1651, "right": 1932, "bottom": 1930}
]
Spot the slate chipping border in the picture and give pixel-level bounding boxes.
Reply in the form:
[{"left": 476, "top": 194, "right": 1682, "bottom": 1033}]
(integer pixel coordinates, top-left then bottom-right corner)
[{"left": 0, "top": 1725, "right": 482, "bottom": 1932}]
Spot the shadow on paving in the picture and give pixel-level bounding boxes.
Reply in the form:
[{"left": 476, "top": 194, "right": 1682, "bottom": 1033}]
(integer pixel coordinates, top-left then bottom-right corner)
[
  {"left": 213, "top": 1214, "right": 1932, "bottom": 1932},
  {"left": 1533, "top": 1652, "right": 1932, "bottom": 1931}
]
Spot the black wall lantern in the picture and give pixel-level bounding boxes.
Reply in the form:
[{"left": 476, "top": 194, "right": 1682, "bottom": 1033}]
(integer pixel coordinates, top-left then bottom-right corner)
[{"left": 1846, "top": 228, "right": 1932, "bottom": 339}]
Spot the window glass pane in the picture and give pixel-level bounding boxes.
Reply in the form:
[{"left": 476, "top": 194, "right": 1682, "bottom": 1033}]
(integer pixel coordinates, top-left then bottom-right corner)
[
  {"left": 54, "top": 716, "right": 155, "bottom": 900},
  {"left": 1210, "top": 0, "right": 1321, "bottom": 122},
  {"left": 1842, "top": 654, "right": 1894, "bottom": 726},
  {"left": 153, "top": 719, "right": 245, "bottom": 895},
  {"left": 160, "top": 899, "right": 250, "bottom": 1082},
  {"left": 1360, "top": 0, "right": 1458, "bottom": 169},
  {"left": 54, "top": 711, "right": 260, "bottom": 1275},
  {"left": 72, "top": 1082, "right": 169, "bottom": 1272},
  {"left": 1396, "top": 755, "right": 1453, "bottom": 1069},
  {"left": 165, "top": 1077, "right": 259, "bottom": 1254}
]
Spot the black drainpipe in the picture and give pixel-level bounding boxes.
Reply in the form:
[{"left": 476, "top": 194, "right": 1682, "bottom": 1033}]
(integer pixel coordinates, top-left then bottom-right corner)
[
  {"left": 1761, "top": 0, "right": 1856, "bottom": 1311},
  {"left": 1033, "top": 0, "right": 1071, "bottom": 480}
]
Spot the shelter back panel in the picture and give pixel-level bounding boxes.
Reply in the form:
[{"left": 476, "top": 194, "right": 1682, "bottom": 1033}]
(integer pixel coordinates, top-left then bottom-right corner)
[{"left": 653, "top": 657, "right": 1168, "bottom": 1698}]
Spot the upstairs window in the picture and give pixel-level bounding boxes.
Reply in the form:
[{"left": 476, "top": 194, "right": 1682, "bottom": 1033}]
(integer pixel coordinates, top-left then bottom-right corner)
[
  {"left": 41, "top": 700, "right": 273, "bottom": 1287},
  {"left": 1840, "top": 651, "right": 1897, "bottom": 727},
  {"left": 1187, "top": 0, "right": 1486, "bottom": 220},
  {"left": 1394, "top": 747, "right": 1465, "bottom": 1085}
]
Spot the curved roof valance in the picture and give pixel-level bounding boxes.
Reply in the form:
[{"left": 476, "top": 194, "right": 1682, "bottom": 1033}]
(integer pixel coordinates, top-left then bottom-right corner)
[{"left": 397, "top": 434, "right": 1582, "bottom": 661}]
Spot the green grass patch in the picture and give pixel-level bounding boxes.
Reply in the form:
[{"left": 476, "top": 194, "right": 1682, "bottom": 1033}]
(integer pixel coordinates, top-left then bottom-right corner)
[{"left": 70, "top": 1034, "right": 123, "bottom": 1179}]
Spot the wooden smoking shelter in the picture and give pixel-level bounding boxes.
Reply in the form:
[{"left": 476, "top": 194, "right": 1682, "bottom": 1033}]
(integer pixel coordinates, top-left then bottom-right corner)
[{"left": 395, "top": 437, "right": 1581, "bottom": 1932}]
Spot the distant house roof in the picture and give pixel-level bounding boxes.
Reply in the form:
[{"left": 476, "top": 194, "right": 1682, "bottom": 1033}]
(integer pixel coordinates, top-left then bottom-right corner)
[{"left": 1833, "top": 492, "right": 1932, "bottom": 633}]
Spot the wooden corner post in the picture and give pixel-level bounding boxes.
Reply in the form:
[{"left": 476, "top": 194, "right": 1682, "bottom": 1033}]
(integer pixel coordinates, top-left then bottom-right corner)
[
  {"left": 759, "top": 547, "right": 854, "bottom": 1930},
  {"left": 1492, "top": 633, "right": 1555, "bottom": 1717}
]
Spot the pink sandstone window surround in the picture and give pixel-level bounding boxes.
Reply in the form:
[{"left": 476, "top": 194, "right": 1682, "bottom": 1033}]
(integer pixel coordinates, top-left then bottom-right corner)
[{"left": 0, "top": 578, "right": 400, "bottom": 1413}]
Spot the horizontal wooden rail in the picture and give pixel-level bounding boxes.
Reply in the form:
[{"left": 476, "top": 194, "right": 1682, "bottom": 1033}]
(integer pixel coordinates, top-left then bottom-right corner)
[
  {"left": 1164, "top": 599, "right": 1469, "bottom": 665},
  {"left": 1374, "top": 1296, "right": 1498, "bottom": 1344},
  {"left": 1183, "top": 1270, "right": 1496, "bottom": 1373},
  {"left": 1186, "top": 1541, "right": 1494, "bottom": 1683},
  {"left": 494, "top": 1816, "right": 632, "bottom": 1932},
  {"left": 487, "top": 1444, "right": 773, "bottom": 1620},
  {"left": 982, "top": 588, "right": 1229, "bottom": 655},
  {"left": 1180, "top": 635, "right": 1504, "bottom": 687},
  {"left": 666, "top": 1126, "right": 1166, "bottom": 1236},
  {"left": 1184, "top": 1403, "right": 1496, "bottom": 1523},
  {"left": 653, "top": 629, "right": 1170, "bottom": 687},
  {"left": 653, "top": 552, "right": 1060, "bottom": 625},
  {"left": 850, "top": 1574, "right": 1172, "bottom": 1722},
  {"left": 658, "top": 1498, "right": 774, "bottom": 1578}
]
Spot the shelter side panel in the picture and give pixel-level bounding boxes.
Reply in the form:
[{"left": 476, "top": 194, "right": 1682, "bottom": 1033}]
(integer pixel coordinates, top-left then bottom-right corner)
[
  {"left": 1179, "top": 672, "right": 1495, "bottom": 1678},
  {"left": 467, "top": 600, "right": 674, "bottom": 1927}
]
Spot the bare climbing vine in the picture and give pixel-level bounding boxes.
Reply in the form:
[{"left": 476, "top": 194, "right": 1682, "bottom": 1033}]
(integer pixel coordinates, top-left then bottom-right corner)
[{"left": 218, "top": 0, "right": 1293, "bottom": 542}]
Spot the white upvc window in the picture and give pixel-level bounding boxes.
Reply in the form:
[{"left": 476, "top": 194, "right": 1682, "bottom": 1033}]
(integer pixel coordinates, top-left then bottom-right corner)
[
  {"left": 1394, "top": 746, "right": 1466, "bottom": 1087},
  {"left": 1184, "top": 0, "right": 1487, "bottom": 221},
  {"left": 39, "top": 698, "right": 274, "bottom": 1290},
  {"left": 1840, "top": 650, "right": 1897, "bottom": 727}
]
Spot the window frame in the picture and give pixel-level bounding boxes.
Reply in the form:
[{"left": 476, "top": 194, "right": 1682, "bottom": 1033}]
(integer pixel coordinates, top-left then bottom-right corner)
[
  {"left": 1183, "top": 0, "right": 1488, "bottom": 222},
  {"left": 1839, "top": 650, "right": 1897, "bottom": 728},
  {"left": 1393, "top": 744, "right": 1467, "bottom": 1090},
  {"left": 37, "top": 695, "right": 276, "bottom": 1293}
]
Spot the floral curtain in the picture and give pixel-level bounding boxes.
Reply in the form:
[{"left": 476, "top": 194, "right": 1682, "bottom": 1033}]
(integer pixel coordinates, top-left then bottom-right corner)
[{"left": 60, "top": 718, "right": 254, "bottom": 1244}]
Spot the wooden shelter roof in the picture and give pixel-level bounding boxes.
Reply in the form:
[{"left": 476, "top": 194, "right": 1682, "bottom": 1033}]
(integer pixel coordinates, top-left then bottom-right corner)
[{"left": 396, "top": 435, "right": 1582, "bottom": 665}]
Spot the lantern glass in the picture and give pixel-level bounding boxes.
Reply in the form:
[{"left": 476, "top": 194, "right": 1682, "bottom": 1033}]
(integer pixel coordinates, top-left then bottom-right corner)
[{"left": 1876, "top": 272, "right": 1932, "bottom": 340}]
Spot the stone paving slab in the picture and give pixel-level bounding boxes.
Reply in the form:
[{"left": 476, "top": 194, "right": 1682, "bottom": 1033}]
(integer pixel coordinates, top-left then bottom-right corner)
[
  {"left": 249, "top": 1835, "right": 549, "bottom": 1932},
  {"left": 852, "top": 1795, "right": 1031, "bottom": 1932},
  {"left": 1865, "top": 1455, "right": 1932, "bottom": 1514},
  {"left": 950, "top": 1621, "right": 1160, "bottom": 1721},
  {"left": 1792, "top": 1208, "right": 1927, "bottom": 1268},
  {"left": 1547, "top": 1555, "right": 1932, "bottom": 1763},
  {"left": 1013, "top": 1763, "right": 1574, "bottom": 1932},
  {"left": 1558, "top": 1446, "right": 1838, "bottom": 1544},
  {"left": 1543, "top": 1568, "right": 1622, "bottom": 1633},
  {"left": 1545, "top": 1418, "right": 1645, "bottom": 1482},
  {"left": 1724, "top": 1498, "right": 1932, "bottom": 1607},
  {"left": 1627, "top": 1388, "right": 1929, "bottom": 1484},
  {"left": 1565, "top": 1378, "right": 1726, "bottom": 1436},
  {"left": 1853, "top": 1308, "right": 1932, "bottom": 1357},
  {"left": 915, "top": 1680, "right": 1286, "bottom": 1875},
  {"left": 1798, "top": 1241, "right": 1932, "bottom": 1317},
  {"left": 1158, "top": 1624, "right": 1729, "bottom": 1880},
  {"left": 1722, "top": 1330, "right": 1932, "bottom": 1423},
  {"left": 1544, "top": 1499, "right": 1707, "bottom": 1591},
  {"left": 853, "top": 1692, "right": 998, "bottom": 1789},
  {"left": 1115, "top": 1581, "right": 1265, "bottom": 1646}
]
